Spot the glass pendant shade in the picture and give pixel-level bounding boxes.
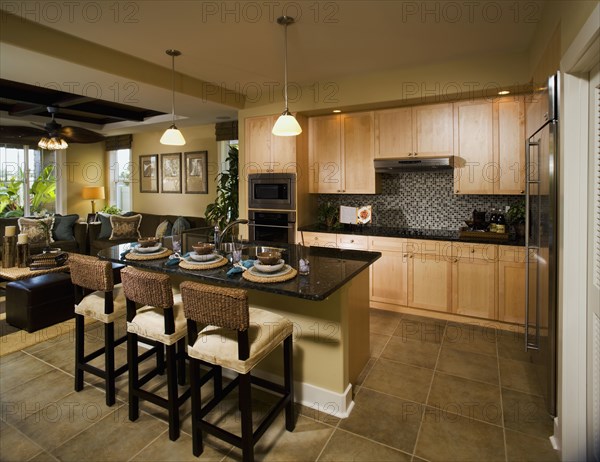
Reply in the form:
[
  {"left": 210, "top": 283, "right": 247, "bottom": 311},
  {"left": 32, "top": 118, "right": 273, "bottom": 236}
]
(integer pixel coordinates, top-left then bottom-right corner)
[
  {"left": 272, "top": 111, "right": 302, "bottom": 136},
  {"left": 160, "top": 124, "right": 186, "bottom": 145},
  {"left": 38, "top": 136, "right": 68, "bottom": 150}
]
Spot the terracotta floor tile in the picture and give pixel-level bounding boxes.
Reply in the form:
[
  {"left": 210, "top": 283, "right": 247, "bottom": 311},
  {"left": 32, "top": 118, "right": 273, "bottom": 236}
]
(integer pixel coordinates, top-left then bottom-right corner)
[
  {"left": 318, "top": 428, "right": 412, "bottom": 462},
  {"left": 363, "top": 358, "right": 433, "bottom": 403},
  {"left": 381, "top": 335, "right": 441, "bottom": 369}
]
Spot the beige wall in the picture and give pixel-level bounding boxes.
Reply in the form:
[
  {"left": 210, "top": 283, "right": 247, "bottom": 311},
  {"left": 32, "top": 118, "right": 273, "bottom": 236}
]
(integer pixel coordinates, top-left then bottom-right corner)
[
  {"left": 65, "top": 142, "right": 107, "bottom": 219},
  {"left": 131, "top": 124, "right": 219, "bottom": 217}
]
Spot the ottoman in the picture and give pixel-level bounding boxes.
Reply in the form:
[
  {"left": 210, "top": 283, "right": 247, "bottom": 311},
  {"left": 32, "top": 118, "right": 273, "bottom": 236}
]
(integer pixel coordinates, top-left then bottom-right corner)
[{"left": 6, "top": 273, "right": 75, "bottom": 333}]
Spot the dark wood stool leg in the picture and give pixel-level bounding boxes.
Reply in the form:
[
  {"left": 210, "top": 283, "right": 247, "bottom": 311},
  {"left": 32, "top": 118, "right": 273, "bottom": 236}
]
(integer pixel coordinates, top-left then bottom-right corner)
[
  {"left": 214, "top": 365, "right": 223, "bottom": 399},
  {"left": 156, "top": 344, "right": 165, "bottom": 375},
  {"left": 189, "top": 358, "right": 204, "bottom": 457},
  {"left": 176, "top": 337, "right": 186, "bottom": 386},
  {"left": 127, "top": 332, "right": 139, "bottom": 422},
  {"left": 283, "top": 335, "right": 295, "bottom": 431},
  {"left": 104, "top": 322, "right": 116, "bottom": 406},
  {"left": 166, "top": 343, "right": 180, "bottom": 441},
  {"left": 74, "top": 314, "right": 84, "bottom": 392},
  {"left": 239, "top": 373, "right": 254, "bottom": 462}
]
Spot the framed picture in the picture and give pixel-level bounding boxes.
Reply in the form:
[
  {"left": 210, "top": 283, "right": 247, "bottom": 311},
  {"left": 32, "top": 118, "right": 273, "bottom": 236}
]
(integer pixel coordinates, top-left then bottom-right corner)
[
  {"left": 86, "top": 213, "right": 98, "bottom": 224},
  {"left": 160, "top": 153, "right": 182, "bottom": 193},
  {"left": 184, "top": 151, "right": 208, "bottom": 194},
  {"left": 139, "top": 154, "right": 158, "bottom": 193}
]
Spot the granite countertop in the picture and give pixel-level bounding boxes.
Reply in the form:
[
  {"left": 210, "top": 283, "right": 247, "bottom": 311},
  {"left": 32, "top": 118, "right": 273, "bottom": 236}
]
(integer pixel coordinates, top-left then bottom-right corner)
[
  {"left": 298, "top": 224, "right": 525, "bottom": 246},
  {"left": 98, "top": 243, "right": 381, "bottom": 302}
]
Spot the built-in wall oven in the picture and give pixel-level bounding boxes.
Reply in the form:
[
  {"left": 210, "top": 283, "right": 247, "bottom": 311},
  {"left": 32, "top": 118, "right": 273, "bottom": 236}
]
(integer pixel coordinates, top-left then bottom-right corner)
[
  {"left": 248, "top": 210, "right": 296, "bottom": 244},
  {"left": 248, "top": 173, "right": 296, "bottom": 210}
]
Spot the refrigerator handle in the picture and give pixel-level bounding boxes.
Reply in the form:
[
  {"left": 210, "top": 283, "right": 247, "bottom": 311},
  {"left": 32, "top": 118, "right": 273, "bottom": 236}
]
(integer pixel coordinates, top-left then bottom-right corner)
[{"left": 525, "top": 139, "right": 539, "bottom": 351}]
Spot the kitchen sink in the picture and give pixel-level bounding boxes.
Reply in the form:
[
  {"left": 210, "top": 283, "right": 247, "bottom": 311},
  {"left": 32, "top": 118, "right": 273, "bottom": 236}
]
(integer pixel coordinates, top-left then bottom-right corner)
[{"left": 218, "top": 243, "right": 286, "bottom": 258}]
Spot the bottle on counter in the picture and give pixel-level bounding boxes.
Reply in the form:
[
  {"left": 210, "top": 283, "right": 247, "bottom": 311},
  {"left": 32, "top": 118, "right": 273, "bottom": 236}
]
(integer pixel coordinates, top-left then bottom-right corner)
[
  {"left": 496, "top": 210, "right": 506, "bottom": 234},
  {"left": 489, "top": 208, "right": 498, "bottom": 233}
]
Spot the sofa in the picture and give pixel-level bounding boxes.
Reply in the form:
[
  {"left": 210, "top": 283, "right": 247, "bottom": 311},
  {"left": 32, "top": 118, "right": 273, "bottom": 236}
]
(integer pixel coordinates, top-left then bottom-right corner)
[
  {"left": 0, "top": 216, "right": 87, "bottom": 256},
  {"left": 88, "top": 212, "right": 209, "bottom": 256}
]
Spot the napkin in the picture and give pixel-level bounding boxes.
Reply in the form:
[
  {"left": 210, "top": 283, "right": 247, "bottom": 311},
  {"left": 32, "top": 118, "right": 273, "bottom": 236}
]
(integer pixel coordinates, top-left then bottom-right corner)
[
  {"left": 226, "top": 259, "right": 254, "bottom": 277},
  {"left": 165, "top": 252, "right": 190, "bottom": 267},
  {"left": 120, "top": 243, "right": 138, "bottom": 258}
]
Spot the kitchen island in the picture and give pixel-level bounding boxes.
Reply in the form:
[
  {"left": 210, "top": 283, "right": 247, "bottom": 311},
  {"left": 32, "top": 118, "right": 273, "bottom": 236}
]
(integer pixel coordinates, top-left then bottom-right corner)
[{"left": 98, "top": 243, "right": 381, "bottom": 417}]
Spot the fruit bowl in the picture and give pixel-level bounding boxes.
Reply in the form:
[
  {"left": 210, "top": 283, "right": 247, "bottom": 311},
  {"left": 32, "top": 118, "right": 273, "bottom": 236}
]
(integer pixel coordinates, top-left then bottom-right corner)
[
  {"left": 192, "top": 243, "right": 215, "bottom": 255},
  {"left": 256, "top": 251, "right": 282, "bottom": 265}
]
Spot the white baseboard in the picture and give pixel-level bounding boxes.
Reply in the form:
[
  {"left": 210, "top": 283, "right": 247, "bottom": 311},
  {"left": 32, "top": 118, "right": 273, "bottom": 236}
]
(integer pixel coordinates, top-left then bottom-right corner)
[
  {"left": 221, "top": 368, "right": 355, "bottom": 419},
  {"left": 550, "top": 417, "right": 561, "bottom": 451}
]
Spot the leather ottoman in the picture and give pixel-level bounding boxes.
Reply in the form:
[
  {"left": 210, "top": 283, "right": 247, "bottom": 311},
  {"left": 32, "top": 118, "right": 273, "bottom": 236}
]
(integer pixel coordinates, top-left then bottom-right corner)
[{"left": 6, "top": 273, "right": 75, "bottom": 333}]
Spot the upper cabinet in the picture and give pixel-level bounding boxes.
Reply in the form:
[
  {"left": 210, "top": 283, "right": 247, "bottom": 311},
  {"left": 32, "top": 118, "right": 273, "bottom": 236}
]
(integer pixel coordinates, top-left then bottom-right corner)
[
  {"left": 308, "top": 112, "right": 379, "bottom": 194},
  {"left": 245, "top": 114, "right": 303, "bottom": 175},
  {"left": 454, "top": 96, "right": 525, "bottom": 195},
  {"left": 375, "top": 103, "right": 454, "bottom": 159}
]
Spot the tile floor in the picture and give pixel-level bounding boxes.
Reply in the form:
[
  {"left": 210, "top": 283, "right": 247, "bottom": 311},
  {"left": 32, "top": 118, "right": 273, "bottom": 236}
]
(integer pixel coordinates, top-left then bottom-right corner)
[{"left": 0, "top": 310, "right": 559, "bottom": 461}]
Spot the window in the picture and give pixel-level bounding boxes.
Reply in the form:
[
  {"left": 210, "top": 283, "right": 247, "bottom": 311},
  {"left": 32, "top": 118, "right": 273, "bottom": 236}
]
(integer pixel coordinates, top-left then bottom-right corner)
[
  {"left": 109, "top": 148, "right": 132, "bottom": 212},
  {"left": 0, "top": 145, "right": 56, "bottom": 217}
]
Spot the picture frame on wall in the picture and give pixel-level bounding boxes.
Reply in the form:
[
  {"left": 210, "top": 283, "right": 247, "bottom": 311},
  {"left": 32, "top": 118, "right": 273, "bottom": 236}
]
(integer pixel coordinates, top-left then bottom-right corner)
[
  {"left": 160, "top": 153, "right": 182, "bottom": 193},
  {"left": 184, "top": 151, "right": 208, "bottom": 194},
  {"left": 139, "top": 154, "right": 158, "bottom": 193}
]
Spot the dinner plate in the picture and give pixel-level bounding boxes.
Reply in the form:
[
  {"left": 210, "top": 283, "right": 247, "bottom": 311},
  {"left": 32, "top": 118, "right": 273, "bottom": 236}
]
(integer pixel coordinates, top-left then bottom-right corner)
[
  {"left": 183, "top": 255, "right": 224, "bottom": 265},
  {"left": 253, "top": 259, "right": 285, "bottom": 273},
  {"left": 357, "top": 206, "right": 372, "bottom": 224},
  {"left": 188, "top": 251, "right": 220, "bottom": 262},
  {"left": 247, "top": 264, "right": 292, "bottom": 278},
  {"left": 133, "top": 244, "right": 163, "bottom": 254}
]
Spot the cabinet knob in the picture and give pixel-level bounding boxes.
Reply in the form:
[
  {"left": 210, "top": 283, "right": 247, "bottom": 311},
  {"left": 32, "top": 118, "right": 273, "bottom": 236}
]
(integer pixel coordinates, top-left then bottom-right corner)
[
  {"left": 471, "top": 249, "right": 475, "bottom": 253},
  {"left": 350, "top": 239, "right": 354, "bottom": 243},
  {"left": 414, "top": 152, "right": 418, "bottom": 156},
  {"left": 520, "top": 190, "right": 525, "bottom": 193},
  {"left": 403, "top": 254, "right": 408, "bottom": 258},
  {"left": 408, "top": 153, "right": 413, "bottom": 157},
  {"left": 454, "top": 258, "right": 459, "bottom": 263},
  {"left": 455, "top": 190, "right": 459, "bottom": 193},
  {"left": 409, "top": 254, "right": 413, "bottom": 258}
]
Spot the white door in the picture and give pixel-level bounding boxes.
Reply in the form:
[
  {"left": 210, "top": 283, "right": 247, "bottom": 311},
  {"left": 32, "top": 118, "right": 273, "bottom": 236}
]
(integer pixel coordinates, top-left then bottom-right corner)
[{"left": 588, "top": 62, "right": 600, "bottom": 462}]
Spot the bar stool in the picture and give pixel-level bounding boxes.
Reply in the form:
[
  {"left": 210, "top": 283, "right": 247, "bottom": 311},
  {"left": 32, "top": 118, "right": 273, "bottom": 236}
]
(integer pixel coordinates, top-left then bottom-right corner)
[
  {"left": 120, "top": 267, "right": 191, "bottom": 441},
  {"left": 180, "top": 281, "right": 295, "bottom": 462},
  {"left": 69, "top": 255, "right": 130, "bottom": 406}
]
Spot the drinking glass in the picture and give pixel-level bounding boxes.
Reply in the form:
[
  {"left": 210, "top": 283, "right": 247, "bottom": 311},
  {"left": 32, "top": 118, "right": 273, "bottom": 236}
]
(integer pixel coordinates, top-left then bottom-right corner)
[
  {"left": 298, "top": 244, "right": 310, "bottom": 275},
  {"left": 172, "top": 234, "right": 182, "bottom": 254},
  {"left": 231, "top": 235, "right": 243, "bottom": 263}
]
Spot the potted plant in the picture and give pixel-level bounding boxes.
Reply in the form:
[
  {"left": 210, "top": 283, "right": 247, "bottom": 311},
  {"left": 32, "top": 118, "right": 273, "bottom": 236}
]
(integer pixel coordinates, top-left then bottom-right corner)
[
  {"left": 205, "top": 146, "right": 239, "bottom": 231},
  {"left": 317, "top": 202, "right": 340, "bottom": 230},
  {"left": 507, "top": 200, "right": 526, "bottom": 238}
]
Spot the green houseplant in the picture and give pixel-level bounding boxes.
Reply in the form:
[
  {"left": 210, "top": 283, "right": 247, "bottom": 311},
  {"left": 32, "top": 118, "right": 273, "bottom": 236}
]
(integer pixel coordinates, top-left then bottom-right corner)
[
  {"left": 507, "top": 199, "right": 526, "bottom": 237},
  {"left": 317, "top": 202, "right": 340, "bottom": 230},
  {"left": 205, "top": 146, "right": 239, "bottom": 230}
]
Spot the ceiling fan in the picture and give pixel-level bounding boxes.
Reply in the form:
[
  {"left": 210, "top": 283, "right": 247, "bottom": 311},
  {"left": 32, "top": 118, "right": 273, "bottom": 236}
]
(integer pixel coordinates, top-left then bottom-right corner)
[{"left": 0, "top": 107, "right": 105, "bottom": 149}]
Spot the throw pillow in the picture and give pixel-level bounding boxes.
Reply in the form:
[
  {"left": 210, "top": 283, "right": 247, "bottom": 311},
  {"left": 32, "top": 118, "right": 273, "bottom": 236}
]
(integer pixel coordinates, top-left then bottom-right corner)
[
  {"left": 17, "top": 217, "right": 55, "bottom": 245},
  {"left": 52, "top": 214, "right": 79, "bottom": 241},
  {"left": 155, "top": 219, "right": 172, "bottom": 239},
  {"left": 109, "top": 214, "right": 142, "bottom": 240},
  {"left": 171, "top": 216, "right": 191, "bottom": 236},
  {"left": 97, "top": 213, "right": 113, "bottom": 239}
]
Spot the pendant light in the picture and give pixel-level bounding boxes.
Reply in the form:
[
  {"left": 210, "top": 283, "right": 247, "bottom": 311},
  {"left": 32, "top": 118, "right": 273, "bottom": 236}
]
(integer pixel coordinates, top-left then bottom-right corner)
[
  {"left": 160, "top": 49, "right": 186, "bottom": 146},
  {"left": 272, "top": 16, "right": 302, "bottom": 137}
]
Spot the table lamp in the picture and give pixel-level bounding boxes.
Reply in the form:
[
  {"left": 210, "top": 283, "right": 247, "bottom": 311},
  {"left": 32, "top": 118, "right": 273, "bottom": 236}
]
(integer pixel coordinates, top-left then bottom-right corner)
[{"left": 82, "top": 186, "right": 105, "bottom": 214}]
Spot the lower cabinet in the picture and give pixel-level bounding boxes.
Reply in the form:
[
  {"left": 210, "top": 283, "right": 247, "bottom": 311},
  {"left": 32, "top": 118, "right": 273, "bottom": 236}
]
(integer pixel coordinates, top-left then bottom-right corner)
[
  {"left": 300, "top": 231, "right": 337, "bottom": 248},
  {"left": 369, "top": 237, "right": 408, "bottom": 306},
  {"left": 407, "top": 252, "right": 452, "bottom": 312},
  {"left": 497, "top": 245, "right": 527, "bottom": 324}
]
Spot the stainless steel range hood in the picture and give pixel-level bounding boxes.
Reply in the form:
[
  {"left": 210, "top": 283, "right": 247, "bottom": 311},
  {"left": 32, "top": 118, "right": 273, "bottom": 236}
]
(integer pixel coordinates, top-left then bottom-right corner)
[{"left": 374, "top": 156, "right": 454, "bottom": 172}]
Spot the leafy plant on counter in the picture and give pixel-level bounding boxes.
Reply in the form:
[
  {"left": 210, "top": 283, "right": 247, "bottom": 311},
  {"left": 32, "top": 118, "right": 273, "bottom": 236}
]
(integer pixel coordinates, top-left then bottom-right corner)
[
  {"left": 317, "top": 201, "right": 340, "bottom": 229},
  {"left": 100, "top": 204, "right": 122, "bottom": 215},
  {"left": 205, "top": 146, "right": 239, "bottom": 230},
  {"left": 506, "top": 199, "right": 526, "bottom": 224}
]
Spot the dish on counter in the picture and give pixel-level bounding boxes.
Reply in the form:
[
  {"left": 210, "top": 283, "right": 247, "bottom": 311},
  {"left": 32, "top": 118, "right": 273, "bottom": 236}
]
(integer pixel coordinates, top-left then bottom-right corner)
[
  {"left": 253, "top": 259, "right": 285, "bottom": 273},
  {"left": 188, "top": 252, "right": 220, "bottom": 262},
  {"left": 247, "top": 264, "right": 292, "bottom": 278},
  {"left": 183, "top": 254, "right": 224, "bottom": 265},
  {"left": 357, "top": 206, "right": 372, "bottom": 224},
  {"left": 133, "top": 244, "right": 163, "bottom": 254}
]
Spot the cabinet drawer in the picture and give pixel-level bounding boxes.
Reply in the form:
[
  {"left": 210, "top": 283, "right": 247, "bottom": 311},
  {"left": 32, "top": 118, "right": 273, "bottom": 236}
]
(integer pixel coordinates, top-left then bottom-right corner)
[
  {"left": 498, "top": 245, "right": 532, "bottom": 263},
  {"left": 452, "top": 243, "right": 497, "bottom": 262},
  {"left": 369, "top": 236, "right": 407, "bottom": 253},
  {"left": 302, "top": 232, "right": 337, "bottom": 248},
  {"left": 337, "top": 234, "right": 368, "bottom": 250},
  {"left": 407, "top": 239, "right": 452, "bottom": 257}
]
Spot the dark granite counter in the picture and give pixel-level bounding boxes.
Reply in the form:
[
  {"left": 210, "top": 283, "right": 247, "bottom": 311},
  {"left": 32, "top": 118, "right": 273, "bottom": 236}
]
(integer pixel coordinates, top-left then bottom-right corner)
[
  {"left": 97, "top": 243, "right": 381, "bottom": 302},
  {"left": 298, "top": 224, "right": 525, "bottom": 246}
]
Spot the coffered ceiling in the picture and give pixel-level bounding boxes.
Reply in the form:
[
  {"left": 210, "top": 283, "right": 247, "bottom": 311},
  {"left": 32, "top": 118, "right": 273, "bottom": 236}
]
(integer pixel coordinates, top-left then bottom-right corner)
[{"left": 0, "top": 1, "right": 546, "bottom": 134}]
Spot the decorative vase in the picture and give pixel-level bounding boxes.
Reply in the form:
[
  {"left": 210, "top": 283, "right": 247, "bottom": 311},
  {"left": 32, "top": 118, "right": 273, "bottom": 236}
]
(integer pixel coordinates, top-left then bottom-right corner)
[{"left": 2, "top": 235, "right": 17, "bottom": 268}]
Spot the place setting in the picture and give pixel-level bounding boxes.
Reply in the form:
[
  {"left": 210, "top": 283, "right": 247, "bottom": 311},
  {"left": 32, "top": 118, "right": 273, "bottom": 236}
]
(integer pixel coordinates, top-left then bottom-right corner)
[
  {"left": 123, "top": 237, "right": 173, "bottom": 261},
  {"left": 176, "top": 243, "right": 228, "bottom": 270},
  {"left": 238, "top": 250, "right": 298, "bottom": 283}
]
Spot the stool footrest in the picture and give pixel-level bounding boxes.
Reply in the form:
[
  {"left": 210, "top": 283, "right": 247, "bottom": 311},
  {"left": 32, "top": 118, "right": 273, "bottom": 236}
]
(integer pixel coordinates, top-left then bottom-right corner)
[{"left": 80, "top": 363, "right": 106, "bottom": 379}]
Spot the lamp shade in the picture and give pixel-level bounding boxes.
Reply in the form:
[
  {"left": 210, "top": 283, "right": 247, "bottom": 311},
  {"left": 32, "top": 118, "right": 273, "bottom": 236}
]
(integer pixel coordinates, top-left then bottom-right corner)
[
  {"left": 272, "top": 113, "right": 302, "bottom": 136},
  {"left": 82, "top": 186, "right": 105, "bottom": 200},
  {"left": 160, "top": 125, "right": 186, "bottom": 145}
]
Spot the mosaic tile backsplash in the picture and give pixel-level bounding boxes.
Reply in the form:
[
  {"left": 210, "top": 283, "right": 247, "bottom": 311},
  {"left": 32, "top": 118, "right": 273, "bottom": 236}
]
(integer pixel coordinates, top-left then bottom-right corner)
[{"left": 317, "top": 170, "right": 523, "bottom": 230}]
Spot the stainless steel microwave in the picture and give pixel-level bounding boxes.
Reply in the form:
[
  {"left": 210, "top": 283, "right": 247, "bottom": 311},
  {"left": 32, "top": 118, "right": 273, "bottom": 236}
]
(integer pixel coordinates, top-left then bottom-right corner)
[{"left": 248, "top": 173, "right": 296, "bottom": 210}]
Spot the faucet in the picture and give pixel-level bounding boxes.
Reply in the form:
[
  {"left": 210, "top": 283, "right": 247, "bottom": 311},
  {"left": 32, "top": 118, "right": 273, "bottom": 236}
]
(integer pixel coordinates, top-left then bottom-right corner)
[{"left": 215, "top": 219, "right": 249, "bottom": 249}]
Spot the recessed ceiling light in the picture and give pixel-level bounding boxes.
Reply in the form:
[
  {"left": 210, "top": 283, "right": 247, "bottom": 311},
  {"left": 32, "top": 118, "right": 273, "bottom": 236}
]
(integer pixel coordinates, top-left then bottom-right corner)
[
  {"left": 498, "top": 90, "right": 510, "bottom": 95},
  {"left": 332, "top": 109, "right": 341, "bottom": 113}
]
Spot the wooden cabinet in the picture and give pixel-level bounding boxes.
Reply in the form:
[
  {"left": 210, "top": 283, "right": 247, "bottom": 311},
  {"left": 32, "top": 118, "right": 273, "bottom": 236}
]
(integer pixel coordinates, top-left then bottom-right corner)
[
  {"left": 497, "top": 245, "right": 527, "bottom": 324},
  {"left": 374, "top": 103, "right": 454, "bottom": 159},
  {"left": 245, "top": 114, "right": 300, "bottom": 174},
  {"left": 300, "top": 231, "right": 337, "bottom": 248},
  {"left": 454, "top": 96, "right": 525, "bottom": 195},
  {"left": 337, "top": 234, "right": 368, "bottom": 250},
  {"left": 369, "top": 237, "right": 408, "bottom": 307},
  {"left": 407, "top": 240, "right": 453, "bottom": 312},
  {"left": 309, "top": 112, "right": 378, "bottom": 194},
  {"left": 451, "top": 243, "right": 498, "bottom": 319}
]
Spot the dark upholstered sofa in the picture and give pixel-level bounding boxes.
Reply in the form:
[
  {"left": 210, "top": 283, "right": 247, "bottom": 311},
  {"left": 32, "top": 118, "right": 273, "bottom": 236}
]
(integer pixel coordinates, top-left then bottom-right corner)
[
  {"left": 88, "top": 212, "right": 208, "bottom": 256},
  {"left": 0, "top": 216, "right": 87, "bottom": 256}
]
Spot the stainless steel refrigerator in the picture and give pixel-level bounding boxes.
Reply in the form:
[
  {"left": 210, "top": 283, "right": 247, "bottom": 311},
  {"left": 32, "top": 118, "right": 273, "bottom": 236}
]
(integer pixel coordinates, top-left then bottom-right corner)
[{"left": 525, "top": 73, "right": 559, "bottom": 417}]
